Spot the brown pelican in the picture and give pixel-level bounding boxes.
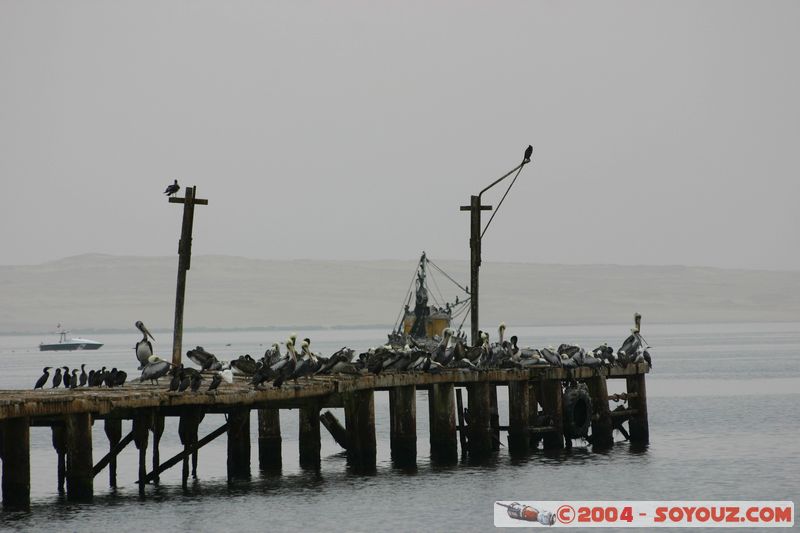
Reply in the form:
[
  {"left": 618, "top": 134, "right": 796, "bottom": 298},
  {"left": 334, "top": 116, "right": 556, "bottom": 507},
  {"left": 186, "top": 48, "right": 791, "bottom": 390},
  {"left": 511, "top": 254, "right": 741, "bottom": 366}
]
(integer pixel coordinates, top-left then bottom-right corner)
[
  {"left": 164, "top": 179, "right": 180, "bottom": 196},
  {"left": 140, "top": 355, "right": 171, "bottom": 384},
  {"left": 34, "top": 367, "right": 51, "bottom": 389},
  {"left": 187, "top": 346, "right": 220, "bottom": 371},
  {"left": 135, "top": 321, "right": 155, "bottom": 369},
  {"left": 273, "top": 339, "right": 298, "bottom": 388}
]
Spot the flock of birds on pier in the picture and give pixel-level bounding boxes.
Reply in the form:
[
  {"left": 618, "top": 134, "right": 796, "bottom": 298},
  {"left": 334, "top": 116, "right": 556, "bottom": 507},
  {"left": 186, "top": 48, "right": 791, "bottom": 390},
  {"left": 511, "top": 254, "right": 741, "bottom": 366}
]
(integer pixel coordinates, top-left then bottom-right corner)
[{"left": 32, "top": 319, "right": 653, "bottom": 393}]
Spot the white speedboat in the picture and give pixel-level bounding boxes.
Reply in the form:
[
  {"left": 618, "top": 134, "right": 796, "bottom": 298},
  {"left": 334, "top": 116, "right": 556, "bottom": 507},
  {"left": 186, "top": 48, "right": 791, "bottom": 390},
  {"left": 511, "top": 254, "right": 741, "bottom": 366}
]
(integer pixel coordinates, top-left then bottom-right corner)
[{"left": 39, "top": 326, "right": 103, "bottom": 351}]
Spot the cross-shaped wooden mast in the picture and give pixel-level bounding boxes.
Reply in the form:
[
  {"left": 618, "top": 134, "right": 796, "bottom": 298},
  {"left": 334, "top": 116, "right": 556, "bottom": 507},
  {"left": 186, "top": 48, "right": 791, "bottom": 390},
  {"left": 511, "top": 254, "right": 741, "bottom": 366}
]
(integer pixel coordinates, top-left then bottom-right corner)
[
  {"left": 168, "top": 186, "right": 208, "bottom": 366},
  {"left": 460, "top": 197, "right": 492, "bottom": 346}
]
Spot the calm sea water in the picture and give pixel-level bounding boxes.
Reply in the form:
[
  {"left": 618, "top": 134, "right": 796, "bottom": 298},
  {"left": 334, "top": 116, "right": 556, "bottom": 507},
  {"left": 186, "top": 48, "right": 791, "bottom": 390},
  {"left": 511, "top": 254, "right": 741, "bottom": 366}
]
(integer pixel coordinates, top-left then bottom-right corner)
[{"left": 0, "top": 322, "right": 797, "bottom": 532}]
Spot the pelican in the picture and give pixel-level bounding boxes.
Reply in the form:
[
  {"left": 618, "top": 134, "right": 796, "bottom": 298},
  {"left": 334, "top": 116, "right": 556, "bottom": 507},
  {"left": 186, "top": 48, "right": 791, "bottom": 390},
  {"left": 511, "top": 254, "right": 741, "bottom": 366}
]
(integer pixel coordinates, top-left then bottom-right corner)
[
  {"left": 34, "top": 367, "right": 51, "bottom": 389},
  {"left": 135, "top": 321, "right": 156, "bottom": 369},
  {"left": 164, "top": 179, "right": 180, "bottom": 196},
  {"left": 220, "top": 368, "right": 234, "bottom": 384},
  {"left": 273, "top": 339, "right": 298, "bottom": 388},
  {"left": 140, "top": 355, "right": 171, "bottom": 384},
  {"left": 187, "top": 346, "right": 220, "bottom": 371}
]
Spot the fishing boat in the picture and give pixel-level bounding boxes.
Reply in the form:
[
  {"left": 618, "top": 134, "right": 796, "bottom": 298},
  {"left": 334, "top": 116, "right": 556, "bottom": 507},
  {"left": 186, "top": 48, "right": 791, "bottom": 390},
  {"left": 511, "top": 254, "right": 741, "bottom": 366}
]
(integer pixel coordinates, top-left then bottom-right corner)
[
  {"left": 39, "top": 325, "right": 103, "bottom": 351},
  {"left": 388, "top": 252, "right": 470, "bottom": 345}
]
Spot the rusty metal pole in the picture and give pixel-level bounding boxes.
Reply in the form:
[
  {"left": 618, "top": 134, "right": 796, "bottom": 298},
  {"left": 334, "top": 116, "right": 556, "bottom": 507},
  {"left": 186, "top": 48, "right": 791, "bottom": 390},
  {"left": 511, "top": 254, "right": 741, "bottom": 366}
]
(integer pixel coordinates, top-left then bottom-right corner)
[{"left": 169, "top": 186, "right": 208, "bottom": 367}]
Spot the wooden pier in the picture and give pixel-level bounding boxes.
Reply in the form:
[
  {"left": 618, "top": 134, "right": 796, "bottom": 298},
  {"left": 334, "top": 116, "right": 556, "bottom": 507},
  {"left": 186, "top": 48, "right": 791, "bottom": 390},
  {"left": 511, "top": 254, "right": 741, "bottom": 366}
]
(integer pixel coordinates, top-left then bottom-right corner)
[{"left": 0, "top": 364, "right": 649, "bottom": 511}]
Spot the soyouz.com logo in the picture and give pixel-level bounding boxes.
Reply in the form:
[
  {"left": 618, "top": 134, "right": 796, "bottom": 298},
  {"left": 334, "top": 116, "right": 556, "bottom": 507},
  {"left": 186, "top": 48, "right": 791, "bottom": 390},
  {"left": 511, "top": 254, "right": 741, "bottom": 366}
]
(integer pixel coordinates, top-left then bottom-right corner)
[{"left": 494, "top": 501, "right": 794, "bottom": 528}]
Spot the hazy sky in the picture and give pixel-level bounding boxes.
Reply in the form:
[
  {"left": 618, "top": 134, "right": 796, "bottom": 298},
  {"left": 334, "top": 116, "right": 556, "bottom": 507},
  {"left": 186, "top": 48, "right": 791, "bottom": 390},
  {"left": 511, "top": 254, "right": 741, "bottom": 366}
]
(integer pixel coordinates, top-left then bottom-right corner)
[{"left": 1, "top": 1, "right": 798, "bottom": 269}]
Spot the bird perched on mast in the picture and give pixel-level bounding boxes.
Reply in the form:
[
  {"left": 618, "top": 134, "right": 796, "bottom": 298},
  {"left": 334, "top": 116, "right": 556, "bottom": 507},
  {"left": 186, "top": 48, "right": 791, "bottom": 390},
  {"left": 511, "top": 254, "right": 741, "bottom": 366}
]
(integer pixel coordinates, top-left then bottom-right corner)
[
  {"left": 164, "top": 179, "right": 180, "bottom": 197},
  {"left": 523, "top": 144, "right": 533, "bottom": 163}
]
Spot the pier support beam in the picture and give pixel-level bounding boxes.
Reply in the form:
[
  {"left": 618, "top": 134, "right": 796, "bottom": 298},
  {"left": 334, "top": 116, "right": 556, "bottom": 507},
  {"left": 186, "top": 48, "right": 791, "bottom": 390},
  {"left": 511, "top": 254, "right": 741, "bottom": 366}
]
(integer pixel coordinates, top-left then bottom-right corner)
[
  {"left": 507, "top": 381, "right": 530, "bottom": 456},
  {"left": 344, "top": 390, "right": 376, "bottom": 471},
  {"left": 586, "top": 376, "right": 613, "bottom": 449},
  {"left": 179, "top": 410, "right": 204, "bottom": 485},
  {"left": 529, "top": 383, "right": 541, "bottom": 449},
  {"left": 540, "top": 380, "right": 564, "bottom": 450},
  {"left": 133, "top": 413, "right": 151, "bottom": 494},
  {"left": 227, "top": 408, "right": 251, "bottom": 480},
  {"left": 626, "top": 374, "right": 649, "bottom": 446},
  {"left": 466, "top": 382, "right": 493, "bottom": 459},
  {"left": 2, "top": 417, "right": 30, "bottom": 511},
  {"left": 103, "top": 419, "right": 122, "bottom": 488},
  {"left": 51, "top": 425, "right": 67, "bottom": 492},
  {"left": 257, "top": 409, "right": 282, "bottom": 472},
  {"left": 299, "top": 403, "right": 321, "bottom": 470},
  {"left": 65, "top": 413, "right": 93, "bottom": 501},
  {"left": 151, "top": 415, "right": 165, "bottom": 483},
  {"left": 428, "top": 384, "right": 457, "bottom": 463},
  {"left": 389, "top": 385, "right": 416, "bottom": 466},
  {"left": 489, "top": 385, "right": 501, "bottom": 451}
]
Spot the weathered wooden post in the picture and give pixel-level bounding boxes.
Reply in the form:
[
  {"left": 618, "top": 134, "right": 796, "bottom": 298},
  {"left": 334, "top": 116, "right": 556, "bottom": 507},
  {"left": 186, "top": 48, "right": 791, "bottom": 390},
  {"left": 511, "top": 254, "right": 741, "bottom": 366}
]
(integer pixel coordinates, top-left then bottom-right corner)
[
  {"left": 428, "top": 384, "right": 457, "bottom": 463},
  {"left": 459, "top": 151, "right": 531, "bottom": 345},
  {"left": 103, "top": 419, "right": 122, "bottom": 488},
  {"left": 178, "top": 410, "right": 203, "bottom": 485},
  {"left": 466, "top": 382, "right": 493, "bottom": 458},
  {"left": 2, "top": 418, "right": 30, "bottom": 510},
  {"left": 507, "top": 380, "right": 530, "bottom": 455},
  {"left": 132, "top": 413, "right": 151, "bottom": 494},
  {"left": 586, "top": 375, "right": 613, "bottom": 449},
  {"left": 227, "top": 408, "right": 251, "bottom": 480},
  {"left": 298, "top": 403, "right": 321, "bottom": 470},
  {"left": 344, "top": 390, "right": 377, "bottom": 471},
  {"left": 151, "top": 415, "right": 165, "bottom": 483},
  {"left": 65, "top": 413, "right": 93, "bottom": 501},
  {"left": 460, "top": 195, "right": 491, "bottom": 345},
  {"left": 528, "top": 382, "right": 541, "bottom": 449},
  {"left": 626, "top": 372, "right": 650, "bottom": 445},
  {"left": 540, "top": 379, "right": 564, "bottom": 450},
  {"left": 489, "top": 385, "right": 501, "bottom": 451},
  {"left": 389, "top": 385, "right": 416, "bottom": 465},
  {"left": 51, "top": 425, "right": 67, "bottom": 492},
  {"left": 258, "top": 409, "right": 282, "bottom": 472},
  {"left": 168, "top": 186, "right": 208, "bottom": 367}
]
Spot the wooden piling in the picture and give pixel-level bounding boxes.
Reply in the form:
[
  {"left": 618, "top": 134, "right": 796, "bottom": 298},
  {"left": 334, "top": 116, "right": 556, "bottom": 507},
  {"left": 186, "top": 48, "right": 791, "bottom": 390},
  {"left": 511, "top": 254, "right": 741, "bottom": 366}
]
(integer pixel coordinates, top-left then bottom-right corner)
[
  {"left": 179, "top": 410, "right": 203, "bottom": 485},
  {"left": 539, "top": 379, "right": 564, "bottom": 450},
  {"left": 257, "top": 408, "right": 282, "bottom": 472},
  {"left": 299, "top": 403, "right": 321, "bottom": 469},
  {"left": 389, "top": 385, "right": 416, "bottom": 465},
  {"left": 151, "top": 415, "right": 165, "bottom": 483},
  {"left": 455, "top": 388, "right": 468, "bottom": 455},
  {"left": 2, "top": 417, "right": 30, "bottom": 511},
  {"left": 65, "top": 413, "right": 93, "bottom": 501},
  {"left": 489, "top": 385, "right": 501, "bottom": 451},
  {"left": 320, "top": 410, "right": 348, "bottom": 450},
  {"left": 227, "top": 408, "right": 251, "bottom": 479},
  {"left": 586, "top": 376, "right": 613, "bottom": 449},
  {"left": 132, "top": 413, "right": 150, "bottom": 493},
  {"left": 51, "top": 425, "right": 67, "bottom": 492},
  {"left": 528, "top": 382, "right": 541, "bottom": 449},
  {"left": 507, "top": 381, "right": 530, "bottom": 455},
  {"left": 344, "top": 390, "right": 376, "bottom": 471},
  {"left": 103, "top": 419, "right": 122, "bottom": 488},
  {"left": 626, "top": 373, "right": 649, "bottom": 445},
  {"left": 428, "top": 383, "right": 457, "bottom": 463},
  {"left": 466, "top": 382, "right": 493, "bottom": 458}
]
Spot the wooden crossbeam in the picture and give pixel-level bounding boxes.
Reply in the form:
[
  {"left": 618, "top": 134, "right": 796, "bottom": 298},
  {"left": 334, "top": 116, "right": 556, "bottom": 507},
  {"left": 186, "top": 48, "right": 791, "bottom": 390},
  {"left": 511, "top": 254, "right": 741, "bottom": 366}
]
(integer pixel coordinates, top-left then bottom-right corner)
[
  {"left": 459, "top": 205, "right": 492, "bottom": 211},
  {"left": 168, "top": 197, "right": 209, "bottom": 205},
  {"left": 138, "top": 422, "right": 228, "bottom": 484},
  {"left": 92, "top": 430, "right": 135, "bottom": 477}
]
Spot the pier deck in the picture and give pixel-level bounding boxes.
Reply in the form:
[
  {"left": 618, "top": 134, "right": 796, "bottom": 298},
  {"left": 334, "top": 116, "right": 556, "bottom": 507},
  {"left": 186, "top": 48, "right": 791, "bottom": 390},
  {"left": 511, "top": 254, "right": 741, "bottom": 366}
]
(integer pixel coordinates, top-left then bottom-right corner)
[{"left": 0, "top": 364, "right": 649, "bottom": 511}]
